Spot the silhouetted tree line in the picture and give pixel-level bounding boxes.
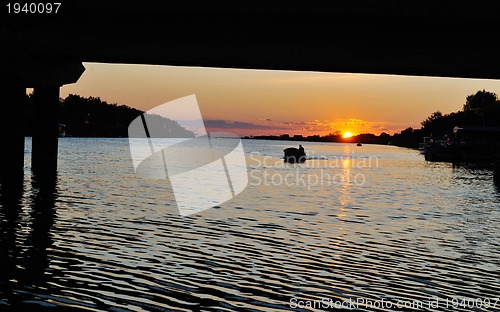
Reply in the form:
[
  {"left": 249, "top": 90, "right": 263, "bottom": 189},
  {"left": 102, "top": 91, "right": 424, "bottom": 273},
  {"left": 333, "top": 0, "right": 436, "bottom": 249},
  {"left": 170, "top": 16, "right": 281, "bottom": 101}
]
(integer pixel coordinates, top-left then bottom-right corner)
[
  {"left": 24, "top": 90, "right": 499, "bottom": 147},
  {"left": 391, "top": 89, "right": 500, "bottom": 148},
  {"left": 247, "top": 132, "right": 394, "bottom": 145},
  {"left": 24, "top": 93, "right": 194, "bottom": 138}
]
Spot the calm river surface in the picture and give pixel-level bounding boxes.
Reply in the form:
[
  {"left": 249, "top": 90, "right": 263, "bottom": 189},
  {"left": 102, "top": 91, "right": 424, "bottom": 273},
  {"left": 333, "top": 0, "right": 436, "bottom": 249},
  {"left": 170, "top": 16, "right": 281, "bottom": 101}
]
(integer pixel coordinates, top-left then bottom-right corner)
[{"left": 0, "top": 137, "right": 499, "bottom": 311}]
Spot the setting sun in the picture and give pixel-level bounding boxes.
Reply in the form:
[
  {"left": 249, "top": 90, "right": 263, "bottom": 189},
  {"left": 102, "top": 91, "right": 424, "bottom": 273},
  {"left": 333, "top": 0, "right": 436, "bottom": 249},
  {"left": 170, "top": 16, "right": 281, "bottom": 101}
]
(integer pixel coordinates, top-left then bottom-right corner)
[{"left": 342, "top": 132, "right": 353, "bottom": 139}]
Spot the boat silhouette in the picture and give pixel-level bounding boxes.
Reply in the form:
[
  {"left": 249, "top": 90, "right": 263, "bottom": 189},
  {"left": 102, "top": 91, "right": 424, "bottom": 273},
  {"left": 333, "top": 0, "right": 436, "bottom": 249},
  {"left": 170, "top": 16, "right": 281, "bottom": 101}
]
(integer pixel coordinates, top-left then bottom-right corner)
[{"left": 283, "top": 145, "right": 306, "bottom": 163}]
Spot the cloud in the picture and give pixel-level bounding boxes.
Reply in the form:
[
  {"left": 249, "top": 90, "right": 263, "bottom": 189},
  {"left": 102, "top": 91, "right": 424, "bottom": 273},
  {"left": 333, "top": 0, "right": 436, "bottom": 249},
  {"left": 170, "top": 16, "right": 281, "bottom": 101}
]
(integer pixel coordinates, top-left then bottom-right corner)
[
  {"left": 204, "top": 119, "right": 281, "bottom": 130},
  {"left": 204, "top": 118, "right": 404, "bottom": 136},
  {"left": 277, "top": 118, "right": 394, "bottom": 134}
]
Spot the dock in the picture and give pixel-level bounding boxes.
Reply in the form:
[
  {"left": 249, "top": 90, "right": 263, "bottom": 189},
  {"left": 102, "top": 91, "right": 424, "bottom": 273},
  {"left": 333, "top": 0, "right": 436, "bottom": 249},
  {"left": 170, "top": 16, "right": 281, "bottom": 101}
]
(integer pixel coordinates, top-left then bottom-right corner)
[{"left": 421, "top": 126, "right": 500, "bottom": 183}]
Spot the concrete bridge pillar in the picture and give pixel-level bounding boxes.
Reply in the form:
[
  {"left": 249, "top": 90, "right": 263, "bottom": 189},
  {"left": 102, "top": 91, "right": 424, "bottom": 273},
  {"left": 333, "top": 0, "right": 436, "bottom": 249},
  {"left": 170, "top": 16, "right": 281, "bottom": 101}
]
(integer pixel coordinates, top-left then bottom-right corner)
[
  {"left": 0, "top": 56, "right": 84, "bottom": 187},
  {"left": 494, "top": 161, "right": 500, "bottom": 185},
  {"left": 0, "top": 78, "right": 26, "bottom": 185},
  {"left": 31, "top": 86, "right": 60, "bottom": 179}
]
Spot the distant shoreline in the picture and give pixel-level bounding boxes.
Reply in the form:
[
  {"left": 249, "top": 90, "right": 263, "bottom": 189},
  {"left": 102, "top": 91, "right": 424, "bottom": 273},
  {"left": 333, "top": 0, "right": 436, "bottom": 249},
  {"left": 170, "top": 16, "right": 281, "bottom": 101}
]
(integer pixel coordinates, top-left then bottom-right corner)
[
  {"left": 241, "top": 134, "right": 387, "bottom": 144},
  {"left": 240, "top": 135, "right": 423, "bottom": 151}
]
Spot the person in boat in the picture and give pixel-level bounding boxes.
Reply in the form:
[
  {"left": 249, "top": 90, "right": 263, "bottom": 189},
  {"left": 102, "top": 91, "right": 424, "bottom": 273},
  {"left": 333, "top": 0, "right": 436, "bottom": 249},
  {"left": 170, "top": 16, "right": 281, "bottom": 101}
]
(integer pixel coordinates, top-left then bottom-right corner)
[{"left": 283, "top": 144, "right": 307, "bottom": 163}]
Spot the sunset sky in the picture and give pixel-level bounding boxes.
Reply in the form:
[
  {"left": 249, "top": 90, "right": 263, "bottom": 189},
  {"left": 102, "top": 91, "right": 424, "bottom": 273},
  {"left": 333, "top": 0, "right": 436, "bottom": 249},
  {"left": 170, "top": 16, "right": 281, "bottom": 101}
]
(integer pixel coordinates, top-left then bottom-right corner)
[{"left": 59, "top": 62, "right": 500, "bottom": 137}]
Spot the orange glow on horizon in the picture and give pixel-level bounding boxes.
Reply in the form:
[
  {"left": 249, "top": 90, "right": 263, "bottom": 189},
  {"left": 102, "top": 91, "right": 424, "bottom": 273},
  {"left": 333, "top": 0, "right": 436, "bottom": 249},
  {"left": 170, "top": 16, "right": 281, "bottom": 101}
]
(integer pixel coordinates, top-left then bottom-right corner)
[
  {"left": 58, "top": 62, "right": 500, "bottom": 139},
  {"left": 342, "top": 132, "right": 353, "bottom": 139}
]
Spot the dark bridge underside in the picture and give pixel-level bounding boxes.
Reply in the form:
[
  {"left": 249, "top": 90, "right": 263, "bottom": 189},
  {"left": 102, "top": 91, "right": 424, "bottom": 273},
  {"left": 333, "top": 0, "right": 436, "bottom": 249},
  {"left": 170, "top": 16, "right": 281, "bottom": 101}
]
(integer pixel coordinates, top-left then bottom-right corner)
[
  {"left": 1, "top": 1, "right": 500, "bottom": 183},
  {"left": 3, "top": 0, "right": 500, "bottom": 81}
]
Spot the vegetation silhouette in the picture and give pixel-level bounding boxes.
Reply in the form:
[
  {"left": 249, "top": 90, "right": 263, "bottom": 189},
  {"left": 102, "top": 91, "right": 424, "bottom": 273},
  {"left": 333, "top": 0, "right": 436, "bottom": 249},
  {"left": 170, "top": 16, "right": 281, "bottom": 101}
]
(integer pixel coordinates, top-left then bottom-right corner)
[
  {"left": 246, "top": 90, "right": 500, "bottom": 149},
  {"left": 420, "top": 90, "right": 500, "bottom": 137},
  {"left": 23, "top": 90, "right": 500, "bottom": 149},
  {"left": 24, "top": 93, "right": 195, "bottom": 138}
]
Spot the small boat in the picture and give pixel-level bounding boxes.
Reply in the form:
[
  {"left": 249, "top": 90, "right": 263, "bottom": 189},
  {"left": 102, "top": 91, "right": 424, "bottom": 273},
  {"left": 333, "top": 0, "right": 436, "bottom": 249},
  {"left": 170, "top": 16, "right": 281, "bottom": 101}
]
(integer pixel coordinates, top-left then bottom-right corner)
[
  {"left": 357, "top": 143, "right": 362, "bottom": 146},
  {"left": 283, "top": 147, "right": 306, "bottom": 163}
]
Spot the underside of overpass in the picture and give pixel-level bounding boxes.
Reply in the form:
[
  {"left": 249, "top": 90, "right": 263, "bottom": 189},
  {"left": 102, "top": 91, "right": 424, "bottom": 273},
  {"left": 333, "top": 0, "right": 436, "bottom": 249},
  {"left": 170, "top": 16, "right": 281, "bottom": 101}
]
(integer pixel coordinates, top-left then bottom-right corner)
[{"left": 1, "top": 0, "right": 500, "bottom": 181}]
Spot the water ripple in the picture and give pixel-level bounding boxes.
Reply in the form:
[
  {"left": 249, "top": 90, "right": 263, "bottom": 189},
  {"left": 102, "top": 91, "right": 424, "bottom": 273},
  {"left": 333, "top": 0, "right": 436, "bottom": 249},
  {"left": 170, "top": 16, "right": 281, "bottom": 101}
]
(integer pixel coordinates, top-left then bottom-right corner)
[{"left": 0, "top": 138, "right": 499, "bottom": 311}]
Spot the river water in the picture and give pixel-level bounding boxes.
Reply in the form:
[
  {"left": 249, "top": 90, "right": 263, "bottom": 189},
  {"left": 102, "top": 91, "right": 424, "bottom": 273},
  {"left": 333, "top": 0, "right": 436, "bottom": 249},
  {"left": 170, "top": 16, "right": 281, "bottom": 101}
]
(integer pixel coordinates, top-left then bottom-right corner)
[{"left": 0, "top": 137, "right": 498, "bottom": 311}]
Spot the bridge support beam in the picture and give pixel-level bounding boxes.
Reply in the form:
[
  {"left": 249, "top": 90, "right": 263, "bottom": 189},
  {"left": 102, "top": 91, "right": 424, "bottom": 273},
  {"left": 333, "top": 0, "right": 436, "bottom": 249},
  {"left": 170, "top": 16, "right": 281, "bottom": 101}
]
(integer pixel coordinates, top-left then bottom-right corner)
[
  {"left": 494, "top": 161, "right": 500, "bottom": 185},
  {"left": 31, "top": 86, "right": 60, "bottom": 179},
  {"left": 0, "top": 78, "right": 26, "bottom": 186}
]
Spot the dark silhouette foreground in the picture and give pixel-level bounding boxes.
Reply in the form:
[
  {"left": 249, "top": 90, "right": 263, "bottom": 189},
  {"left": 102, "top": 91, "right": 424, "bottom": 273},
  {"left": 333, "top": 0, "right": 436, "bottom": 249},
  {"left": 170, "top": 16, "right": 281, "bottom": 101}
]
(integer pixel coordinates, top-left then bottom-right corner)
[{"left": 283, "top": 145, "right": 306, "bottom": 163}]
